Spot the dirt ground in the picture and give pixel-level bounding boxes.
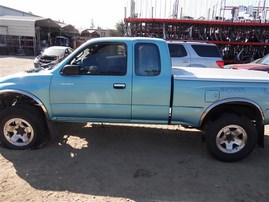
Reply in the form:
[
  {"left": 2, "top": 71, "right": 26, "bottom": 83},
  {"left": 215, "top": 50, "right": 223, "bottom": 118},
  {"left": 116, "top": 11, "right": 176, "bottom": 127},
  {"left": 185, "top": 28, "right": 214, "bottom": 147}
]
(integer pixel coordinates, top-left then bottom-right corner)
[{"left": 0, "top": 56, "right": 269, "bottom": 202}]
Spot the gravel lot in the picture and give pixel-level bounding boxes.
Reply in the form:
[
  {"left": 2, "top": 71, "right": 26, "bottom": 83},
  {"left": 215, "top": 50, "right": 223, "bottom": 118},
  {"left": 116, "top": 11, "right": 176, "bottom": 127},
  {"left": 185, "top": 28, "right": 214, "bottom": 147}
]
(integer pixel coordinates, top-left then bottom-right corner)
[{"left": 0, "top": 56, "right": 269, "bottom": 202}]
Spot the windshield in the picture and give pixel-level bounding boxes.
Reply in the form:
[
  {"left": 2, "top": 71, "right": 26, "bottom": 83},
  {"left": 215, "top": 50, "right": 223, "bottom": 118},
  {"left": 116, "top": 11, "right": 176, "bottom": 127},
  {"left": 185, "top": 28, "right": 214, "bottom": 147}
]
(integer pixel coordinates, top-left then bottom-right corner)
[
  {"left": 43, "top": 47, "right": 65, "bottom": 56},
  {"left": 258, "top": 54, "right": 269, "bottom": 65}
]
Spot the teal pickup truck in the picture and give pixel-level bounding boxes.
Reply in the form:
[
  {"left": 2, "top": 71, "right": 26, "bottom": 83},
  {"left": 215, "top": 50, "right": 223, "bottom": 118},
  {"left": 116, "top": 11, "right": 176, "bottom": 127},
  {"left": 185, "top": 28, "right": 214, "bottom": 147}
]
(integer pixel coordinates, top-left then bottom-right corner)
[{"left": 0, "top": 37, "right": 269, "bottom": 161}]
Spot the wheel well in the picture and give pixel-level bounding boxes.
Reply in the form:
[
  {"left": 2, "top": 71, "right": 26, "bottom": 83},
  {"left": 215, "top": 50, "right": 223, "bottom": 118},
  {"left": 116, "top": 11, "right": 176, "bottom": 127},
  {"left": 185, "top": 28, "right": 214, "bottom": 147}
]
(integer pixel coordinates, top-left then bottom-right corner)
[
  {"left": 202, "top": 103, "right": 262, "bottom": 125},
  {"left": 0, "top": 92, "right": 46, "bottom": 117},
  {"left": 201, "top": 102, "right": 264, "bottom": 147}
]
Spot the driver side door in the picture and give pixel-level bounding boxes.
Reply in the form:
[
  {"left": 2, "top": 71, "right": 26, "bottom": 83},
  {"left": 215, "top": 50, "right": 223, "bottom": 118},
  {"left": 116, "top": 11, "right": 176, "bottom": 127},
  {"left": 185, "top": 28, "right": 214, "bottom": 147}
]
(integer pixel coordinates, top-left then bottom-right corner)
[{"left": 49, "top": 41, "right": 132, "bottom": 122}]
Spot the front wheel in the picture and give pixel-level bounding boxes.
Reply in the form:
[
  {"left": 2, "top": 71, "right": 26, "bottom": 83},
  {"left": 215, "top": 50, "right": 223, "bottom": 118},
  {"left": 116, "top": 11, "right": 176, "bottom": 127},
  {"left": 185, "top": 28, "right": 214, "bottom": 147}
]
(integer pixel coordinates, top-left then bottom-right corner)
[
  {"left": 0, "top": 105, "right": 48, "bottom": 149},
  {"left": 205, "top": 113, "right": 258, "bottom": 162}
]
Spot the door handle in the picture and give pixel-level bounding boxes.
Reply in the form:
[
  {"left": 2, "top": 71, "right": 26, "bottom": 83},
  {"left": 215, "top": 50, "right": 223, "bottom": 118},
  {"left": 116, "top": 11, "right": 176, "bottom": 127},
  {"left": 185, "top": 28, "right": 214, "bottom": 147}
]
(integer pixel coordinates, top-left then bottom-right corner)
[{"left": 113, "top": 83, "right": 126, "bottom": 89}]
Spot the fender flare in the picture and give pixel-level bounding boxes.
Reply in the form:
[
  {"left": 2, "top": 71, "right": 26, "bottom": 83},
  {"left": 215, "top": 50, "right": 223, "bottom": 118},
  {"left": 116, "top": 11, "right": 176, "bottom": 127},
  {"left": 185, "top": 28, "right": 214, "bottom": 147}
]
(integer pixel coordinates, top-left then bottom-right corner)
[{"left": 199, "top": 97, "right": 265, "bottom": 127}]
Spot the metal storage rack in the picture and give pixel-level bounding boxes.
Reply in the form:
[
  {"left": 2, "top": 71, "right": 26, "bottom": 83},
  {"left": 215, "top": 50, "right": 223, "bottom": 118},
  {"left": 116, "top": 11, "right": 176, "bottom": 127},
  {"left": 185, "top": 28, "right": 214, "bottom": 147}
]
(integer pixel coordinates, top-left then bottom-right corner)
[{"left": 124, "top": 18, "right": 269, "bottom": 64}]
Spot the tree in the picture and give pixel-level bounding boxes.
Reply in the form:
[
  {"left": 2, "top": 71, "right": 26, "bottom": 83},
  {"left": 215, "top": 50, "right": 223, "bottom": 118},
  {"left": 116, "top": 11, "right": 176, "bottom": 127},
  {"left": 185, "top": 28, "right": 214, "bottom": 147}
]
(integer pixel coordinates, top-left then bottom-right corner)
[
  {"left": 116, "top": 20, "right": 125, "bottom": 36},
  {"left": 109, "top": 20, "right": 125, "bottom": 37}
]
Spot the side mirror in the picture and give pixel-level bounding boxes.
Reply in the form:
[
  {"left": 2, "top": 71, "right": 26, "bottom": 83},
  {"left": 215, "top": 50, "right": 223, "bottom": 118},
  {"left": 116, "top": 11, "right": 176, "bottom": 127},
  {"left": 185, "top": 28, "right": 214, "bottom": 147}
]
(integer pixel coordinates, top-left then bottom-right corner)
[{"left": 61, "top": 65, "right": 80, "bottom": 75}]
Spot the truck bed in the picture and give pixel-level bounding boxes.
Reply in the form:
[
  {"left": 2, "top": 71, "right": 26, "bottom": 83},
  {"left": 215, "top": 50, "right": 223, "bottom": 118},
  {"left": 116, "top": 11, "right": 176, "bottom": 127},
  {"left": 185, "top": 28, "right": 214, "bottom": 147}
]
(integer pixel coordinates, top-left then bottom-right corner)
[{"left": 172, "top": 67, "right": 269, "bottom": 82}]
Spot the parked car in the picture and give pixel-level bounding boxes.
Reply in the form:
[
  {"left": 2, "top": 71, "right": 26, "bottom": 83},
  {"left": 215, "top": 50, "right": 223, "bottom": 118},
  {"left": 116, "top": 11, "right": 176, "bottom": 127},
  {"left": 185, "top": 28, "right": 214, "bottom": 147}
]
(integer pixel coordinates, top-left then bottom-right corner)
[
  {"left": 34, "top": 46, "right": 73, "bottom": 68},
  {"left": 167, "top": 41, "right": 224, "bottom": 68},
  {"left": 223, "top": 54, "right": 269, "bottom": 72}
]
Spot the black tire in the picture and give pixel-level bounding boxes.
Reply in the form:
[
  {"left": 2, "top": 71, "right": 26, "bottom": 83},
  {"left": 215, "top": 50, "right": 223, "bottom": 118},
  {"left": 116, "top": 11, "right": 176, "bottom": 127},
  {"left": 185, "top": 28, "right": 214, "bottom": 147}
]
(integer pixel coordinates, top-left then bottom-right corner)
[
  {"left": 205, "top": 113, "right": 258, "bottom": 162},
  {"left": 0, "top": 105, "right": 48, "bottom": 149}
]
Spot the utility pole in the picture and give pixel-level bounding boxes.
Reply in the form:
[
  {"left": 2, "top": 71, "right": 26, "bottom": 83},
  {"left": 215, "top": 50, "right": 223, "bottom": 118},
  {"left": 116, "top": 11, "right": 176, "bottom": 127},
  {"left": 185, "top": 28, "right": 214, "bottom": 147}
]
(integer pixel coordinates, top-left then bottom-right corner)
[
  {"left": 130, "top": 0, "right": 136, "bottom": 18},
  {"left": 172, "top": 0, "right": 179, "bottom": 19}
]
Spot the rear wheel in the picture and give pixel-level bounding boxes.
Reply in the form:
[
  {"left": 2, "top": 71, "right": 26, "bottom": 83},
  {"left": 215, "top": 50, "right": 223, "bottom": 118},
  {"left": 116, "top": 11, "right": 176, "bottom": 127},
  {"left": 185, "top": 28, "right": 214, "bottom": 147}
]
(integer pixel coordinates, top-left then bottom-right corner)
[
  {"left": 0, "top": 105, "right": 48, "bottom": 149},
  {"left": 205, "top": 113, "right": 258, "bottom": 162}
]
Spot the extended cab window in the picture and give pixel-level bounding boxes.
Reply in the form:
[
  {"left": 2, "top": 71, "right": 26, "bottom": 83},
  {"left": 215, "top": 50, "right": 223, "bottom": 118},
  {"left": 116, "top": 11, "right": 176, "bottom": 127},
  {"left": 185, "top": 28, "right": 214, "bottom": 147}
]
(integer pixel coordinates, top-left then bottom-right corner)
[
  {"left": 135, "top": 43, "right": 161, "bottom": 76},
  {"left": 69, "top": 42, "right": 127, "bottom": 75}
]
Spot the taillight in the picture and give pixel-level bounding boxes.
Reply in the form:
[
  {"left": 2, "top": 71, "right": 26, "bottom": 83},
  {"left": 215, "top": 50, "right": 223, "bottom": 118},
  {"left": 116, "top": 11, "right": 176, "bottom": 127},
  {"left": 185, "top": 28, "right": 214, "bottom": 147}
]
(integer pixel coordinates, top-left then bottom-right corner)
[{"left": 216, "top": 60, "right": 224, "bottom": 68}]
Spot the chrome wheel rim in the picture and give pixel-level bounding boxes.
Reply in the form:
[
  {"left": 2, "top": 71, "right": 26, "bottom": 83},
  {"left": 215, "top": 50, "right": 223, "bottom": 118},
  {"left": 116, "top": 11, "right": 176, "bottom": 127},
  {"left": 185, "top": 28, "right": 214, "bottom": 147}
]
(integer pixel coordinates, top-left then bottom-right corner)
[
  {"left": 3, "top": 118, "right": 34, "bottom": 146},
  {"left": 216, "top": 125, "right": 247, "bottom": 154}
]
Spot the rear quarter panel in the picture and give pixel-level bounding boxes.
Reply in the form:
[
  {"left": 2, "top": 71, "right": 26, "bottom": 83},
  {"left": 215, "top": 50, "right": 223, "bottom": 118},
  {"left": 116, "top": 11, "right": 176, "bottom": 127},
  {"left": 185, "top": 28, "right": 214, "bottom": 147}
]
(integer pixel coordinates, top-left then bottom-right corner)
[{"left": 171, "top": 78, "right": 269, "bottom": 127}]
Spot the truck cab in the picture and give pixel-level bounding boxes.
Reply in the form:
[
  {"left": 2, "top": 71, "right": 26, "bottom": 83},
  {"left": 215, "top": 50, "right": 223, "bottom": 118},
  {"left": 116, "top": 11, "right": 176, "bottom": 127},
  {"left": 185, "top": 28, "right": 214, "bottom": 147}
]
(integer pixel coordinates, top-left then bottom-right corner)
[{"left": 50, "top": 37, "right": 172, "bottom": 123}]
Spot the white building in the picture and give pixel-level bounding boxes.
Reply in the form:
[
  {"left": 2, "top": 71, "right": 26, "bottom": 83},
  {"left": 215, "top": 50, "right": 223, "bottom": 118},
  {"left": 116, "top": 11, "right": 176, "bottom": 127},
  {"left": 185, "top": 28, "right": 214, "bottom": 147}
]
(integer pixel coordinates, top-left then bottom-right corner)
[{"left": 0, "top": 5, "right": 78, "bottom": 55}]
